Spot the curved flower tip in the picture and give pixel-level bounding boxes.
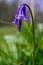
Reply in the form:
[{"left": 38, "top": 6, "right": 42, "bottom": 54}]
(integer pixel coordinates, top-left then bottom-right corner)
[
  {"left": 12, "top": 21, "right": 15, "bottom": 24},
  {"left": 12, "top": 18, "right": 22, "bottom": 32},
  {"left": 22, "top": 16, "right": 30, "bottom": 20},
  {"left": 12, "top": 19, "right": 19, "bottom": 25}
]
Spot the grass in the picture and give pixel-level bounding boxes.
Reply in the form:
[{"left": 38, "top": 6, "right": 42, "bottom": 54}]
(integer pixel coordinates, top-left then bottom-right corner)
[
  {"left": 0, "top": 22, "right": 43, "bottom": 65},
  {"left": 0, "top": 26, "right": 17, "bottom": 35}
]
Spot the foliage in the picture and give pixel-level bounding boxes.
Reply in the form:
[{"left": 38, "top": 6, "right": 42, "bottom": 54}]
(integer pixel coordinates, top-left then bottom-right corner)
[{"left": 0, "top": 21, "right": 43, "bottom": 65}]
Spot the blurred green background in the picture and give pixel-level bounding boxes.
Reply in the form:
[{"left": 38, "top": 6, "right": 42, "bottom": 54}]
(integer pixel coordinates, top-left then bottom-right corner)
[{"left": 0, "top": 0, "right": 43, "bottom": 65}]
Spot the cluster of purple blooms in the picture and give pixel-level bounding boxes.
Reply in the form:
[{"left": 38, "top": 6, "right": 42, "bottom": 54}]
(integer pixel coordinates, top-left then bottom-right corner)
[{"left": 12, "top": 4, "right": 29, "bottom": 31}]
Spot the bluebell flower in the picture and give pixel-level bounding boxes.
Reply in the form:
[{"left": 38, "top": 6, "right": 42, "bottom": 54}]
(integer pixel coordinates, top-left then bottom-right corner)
[
  {"left": 12, "top": 4, "right": 29, "bottom": 31},
  {"left": 15, "top": 5, "right": 29, "bottom": 20},
  {"left": 12, "top": 4, "right": 35, "bottom": 64}
]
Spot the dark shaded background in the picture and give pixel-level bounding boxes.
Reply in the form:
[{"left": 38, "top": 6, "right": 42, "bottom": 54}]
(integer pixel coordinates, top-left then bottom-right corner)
[{"left": 0, "top": 0, "right": 43, "bottom": 25}]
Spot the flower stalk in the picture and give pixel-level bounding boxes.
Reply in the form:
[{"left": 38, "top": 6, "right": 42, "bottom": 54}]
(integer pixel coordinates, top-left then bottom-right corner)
[{"left": 12, "top": 4, "right": 35, "bottom": 65}]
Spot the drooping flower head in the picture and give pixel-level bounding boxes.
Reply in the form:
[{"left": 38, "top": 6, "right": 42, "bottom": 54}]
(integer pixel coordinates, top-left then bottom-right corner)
[
  {"left": 12, "top": 4, "right": 35, "bottom": 62},
  {"left": 12, "top": 4, "right": 29, "bottom": 31}
]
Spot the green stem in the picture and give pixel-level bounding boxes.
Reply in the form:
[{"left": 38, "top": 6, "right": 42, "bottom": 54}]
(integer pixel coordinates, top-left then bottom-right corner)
[{"left": 21, "top": 4, "right": 35, "bottom": 65}]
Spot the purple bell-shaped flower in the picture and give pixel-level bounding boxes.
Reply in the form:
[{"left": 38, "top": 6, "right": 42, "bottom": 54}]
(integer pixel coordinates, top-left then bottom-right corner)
[
  {"left": 15, "top": 5, "right": 29, "bottom": 20},
  {"left": 12, "top": 4, "right": 30, "bottom": 31}
]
